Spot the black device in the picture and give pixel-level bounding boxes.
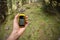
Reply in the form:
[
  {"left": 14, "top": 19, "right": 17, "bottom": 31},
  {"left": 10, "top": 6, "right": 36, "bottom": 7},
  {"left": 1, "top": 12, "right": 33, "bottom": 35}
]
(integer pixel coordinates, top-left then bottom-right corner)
[{"left": 19, "top": 15, "right": 25, "bottom": 26}]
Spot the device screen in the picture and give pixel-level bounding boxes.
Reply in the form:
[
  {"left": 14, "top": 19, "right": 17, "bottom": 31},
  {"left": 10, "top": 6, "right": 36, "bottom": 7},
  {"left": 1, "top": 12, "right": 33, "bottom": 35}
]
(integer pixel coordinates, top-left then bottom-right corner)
[{"left": 19, "top": 16, "right": 25, "bottom": 26}]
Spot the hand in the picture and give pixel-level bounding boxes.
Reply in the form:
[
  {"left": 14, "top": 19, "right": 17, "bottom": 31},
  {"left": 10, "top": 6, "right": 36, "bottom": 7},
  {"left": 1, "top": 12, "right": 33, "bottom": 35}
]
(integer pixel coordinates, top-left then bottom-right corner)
[{"left": 7, "top": 14, "right": 28, "bottom": 40}]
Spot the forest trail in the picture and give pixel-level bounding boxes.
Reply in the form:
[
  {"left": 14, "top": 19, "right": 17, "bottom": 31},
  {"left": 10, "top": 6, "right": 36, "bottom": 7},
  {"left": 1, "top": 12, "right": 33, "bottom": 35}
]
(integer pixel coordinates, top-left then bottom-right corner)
[{"left": 0, "top": 3, "right": 60, "bottom": 40}]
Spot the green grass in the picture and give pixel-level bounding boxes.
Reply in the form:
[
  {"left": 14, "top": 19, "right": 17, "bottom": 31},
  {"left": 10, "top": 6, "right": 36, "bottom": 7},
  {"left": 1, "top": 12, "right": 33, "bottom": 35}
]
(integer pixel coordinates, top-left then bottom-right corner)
[{"left": 0, "top": 3, "right": 60, "bottom": 40}]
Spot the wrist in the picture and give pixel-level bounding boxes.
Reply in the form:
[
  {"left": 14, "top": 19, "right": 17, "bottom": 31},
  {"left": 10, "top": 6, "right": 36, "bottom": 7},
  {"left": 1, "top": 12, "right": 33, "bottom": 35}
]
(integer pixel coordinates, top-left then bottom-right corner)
[
  {"left": 7, "top": 33, "right": 16, "bottom": 40},
  {"left": 7, "top": 31, "right": 19, "bottom": 40},
  {"left": 7, "top": 35, "right": 16, "bottom": 40}
]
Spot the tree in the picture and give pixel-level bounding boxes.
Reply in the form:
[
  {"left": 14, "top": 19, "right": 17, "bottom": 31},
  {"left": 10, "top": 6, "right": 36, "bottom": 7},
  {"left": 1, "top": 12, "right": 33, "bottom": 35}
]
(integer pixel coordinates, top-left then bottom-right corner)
[
  {"left": 0, "top": 0, "right": 8, "bottom": 23},
  {"left": 42, "top": 0, "right": 60, "bottom": 13}
]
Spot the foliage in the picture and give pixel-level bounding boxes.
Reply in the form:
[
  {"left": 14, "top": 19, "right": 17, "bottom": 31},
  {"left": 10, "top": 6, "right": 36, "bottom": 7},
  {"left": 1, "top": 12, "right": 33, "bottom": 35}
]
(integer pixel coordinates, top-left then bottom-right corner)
[
  {"left": 43, "top": 0, "right": 60, "bottom": 13},
  {"left": 0, "top": 0, "right": 60, "bottom": 40}
]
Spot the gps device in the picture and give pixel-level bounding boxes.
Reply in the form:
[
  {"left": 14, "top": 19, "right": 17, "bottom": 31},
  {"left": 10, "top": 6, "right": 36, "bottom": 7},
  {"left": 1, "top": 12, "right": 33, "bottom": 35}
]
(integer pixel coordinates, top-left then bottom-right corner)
[{"left": 19, "top": 14, "right": 25, "bottom": 27}]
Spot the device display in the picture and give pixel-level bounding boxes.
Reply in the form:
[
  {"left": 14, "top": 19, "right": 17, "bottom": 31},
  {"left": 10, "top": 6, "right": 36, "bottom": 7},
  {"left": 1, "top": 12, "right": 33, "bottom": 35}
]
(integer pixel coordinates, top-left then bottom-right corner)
[{"left": 19, "top": 16, "right": 25, "bottom": 26}]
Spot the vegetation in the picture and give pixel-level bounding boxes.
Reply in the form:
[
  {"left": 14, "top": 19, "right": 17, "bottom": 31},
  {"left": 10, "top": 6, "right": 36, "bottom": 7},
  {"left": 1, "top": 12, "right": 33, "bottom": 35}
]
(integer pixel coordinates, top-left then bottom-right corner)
[{"left": 0, "top": 0, "right": 60, "bottom": 40}]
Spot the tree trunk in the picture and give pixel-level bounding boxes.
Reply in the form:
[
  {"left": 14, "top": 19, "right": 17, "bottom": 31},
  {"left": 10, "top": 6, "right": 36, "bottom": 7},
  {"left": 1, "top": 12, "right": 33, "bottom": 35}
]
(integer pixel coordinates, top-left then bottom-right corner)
[
  {"left": 0, "top": 0, "right": 8, "bottom": 23},
  {"left": 29, "top": 0, "right": 32, "bottom": 4}
]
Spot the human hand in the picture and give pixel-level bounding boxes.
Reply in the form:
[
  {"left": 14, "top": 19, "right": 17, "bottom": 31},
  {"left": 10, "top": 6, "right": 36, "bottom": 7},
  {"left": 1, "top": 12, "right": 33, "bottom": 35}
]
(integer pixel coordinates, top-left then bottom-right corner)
[{"left": 7, "top": 14, "right": 28, "bottom": 40}]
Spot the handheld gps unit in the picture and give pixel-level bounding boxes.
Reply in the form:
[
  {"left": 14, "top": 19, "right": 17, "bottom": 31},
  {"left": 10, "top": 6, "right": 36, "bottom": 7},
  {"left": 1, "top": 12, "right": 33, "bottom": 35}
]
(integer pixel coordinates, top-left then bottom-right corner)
[{"left": 19, "top": 13, "right": 25, "bottom": 27}]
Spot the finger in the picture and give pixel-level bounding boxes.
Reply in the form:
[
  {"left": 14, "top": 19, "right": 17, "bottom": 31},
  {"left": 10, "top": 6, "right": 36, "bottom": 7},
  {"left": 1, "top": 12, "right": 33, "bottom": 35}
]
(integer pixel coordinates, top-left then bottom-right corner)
[
  {"left": 25, "top": 16, "right": 28, "bottom": 18},
  {"left": 25, "top": 21, "right": 29, "bottom": 28},
  {"left": 25, "top": 21, "right": 28, "bottom": 24},
  {"left": 25, "top": 18, "right": 28, "bottom": 21},
  {"left": 14, "top": 14, "right": 19, "bottom": 24},
  {"left": 15, "top": 14, "right": 19, "bottom": 19},
  {"left": 25, "top": 16, "right": 28, "bottom": 23},
  {"left": 13, "top": 14, "right": 19, "bottom": 29}
]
